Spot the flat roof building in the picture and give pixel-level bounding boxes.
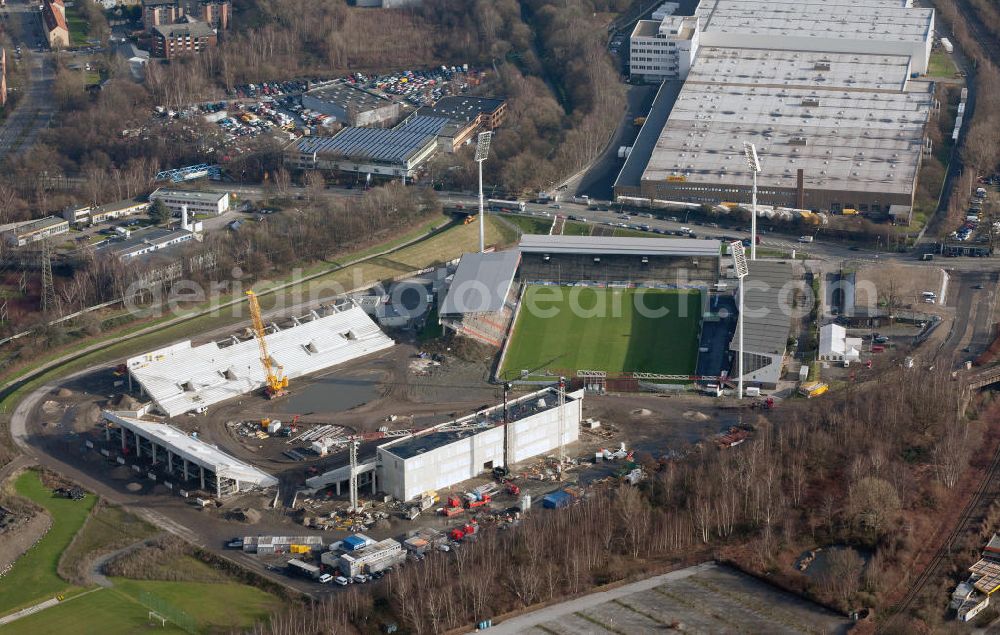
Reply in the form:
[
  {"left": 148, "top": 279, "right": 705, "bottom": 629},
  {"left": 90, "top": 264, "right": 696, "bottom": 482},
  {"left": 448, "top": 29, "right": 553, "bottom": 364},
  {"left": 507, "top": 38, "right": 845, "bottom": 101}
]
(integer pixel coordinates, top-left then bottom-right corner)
[
  {"left": 65, "top": 198, "right": 150, "bottom": 226},
  {"left": 377, "top": 387, "right": 583, "bottom": 501},
  {"left": 101, "top": 227, "right": 196, "bottom": 261},
  {"left": 103, "top": 411, "right": 278, "bottom": 497},
  {"left": 1, "top": 216, "right": 70, "bottom": 246},
  {"left": 333, "top": 538, "right": 405, "bottom": 577},
  {"left": 149, "top": 188, "right": 230, "bottom": 216},
  {"left": 417, "top": 95, "right": 507, "bottom": 130},
  {"left": 127, "top": 304, "right": 394, "bottom": 417},
  {"left": 695, "top": 0, "right": 934, "bottom": 73},
  {"left": 630, "top": 15, "right": 701, "bottom": 82},
  {"left": 301, "top": 82, "right": 401, "bottom": 128}
]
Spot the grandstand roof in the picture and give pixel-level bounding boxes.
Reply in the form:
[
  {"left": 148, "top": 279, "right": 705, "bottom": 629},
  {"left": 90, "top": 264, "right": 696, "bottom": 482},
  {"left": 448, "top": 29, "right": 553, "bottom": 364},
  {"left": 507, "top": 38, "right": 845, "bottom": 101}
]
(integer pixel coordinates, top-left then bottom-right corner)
[
  {"left": 127, "top": 306, "right": 394, "bottom": 417},
  {"left": 519, "top": 235, "right": 721, "bottom": 258},
  {"left": 733, "top": 260, "right": 794, "bottom": 355},
  {"left": 103, "top": 411, "right": 278, "bottom": 487},
  {"left": 440, "top": 250, "right": 521, "bottom": 316}
]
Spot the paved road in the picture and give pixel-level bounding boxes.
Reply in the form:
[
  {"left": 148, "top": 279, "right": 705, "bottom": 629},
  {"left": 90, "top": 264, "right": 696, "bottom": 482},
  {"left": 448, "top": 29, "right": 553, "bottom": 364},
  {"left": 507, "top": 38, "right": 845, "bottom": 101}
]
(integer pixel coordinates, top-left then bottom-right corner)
[
  {"left": 475, "top": 562, "right": 716, "bottom": 634},
  {"left": 0, "top": 0, "right": 56, "bottom": 162}
]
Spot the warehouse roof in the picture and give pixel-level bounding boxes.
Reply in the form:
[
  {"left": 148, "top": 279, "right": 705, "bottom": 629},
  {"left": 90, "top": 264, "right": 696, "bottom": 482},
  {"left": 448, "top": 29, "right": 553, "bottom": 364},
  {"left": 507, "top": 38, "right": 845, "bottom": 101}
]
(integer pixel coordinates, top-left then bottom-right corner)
[
  {"left": 150, "top": 188, "right": 227, "bottom": 204},
  {"left": 440, "top": 250, "right": 520, "bottom": 316},
  {"left": 732, "top": 261, "right": 794, "bottom": 355},
  {"left": 696, "top": 0, "right": 933, "bottom": 42},
  {"left": 640, "top": 82, "right": 932, "bottom": 195},
  {"left": 292, "top": 124, "right": 441, "bottom": 165},
  {"left": 418, "top": 96, "right": 506, "bottom": 123},
  {"left": 127, "top": 305, "right": 394, "bottom": 417},
  {"left": 103, "top": 411, "right": 279, "bottom": 487},
  {"left": 519, "top": 235, "right": 721, "bottom": 258},
  {"left": 8, "top": 215, "right": 67, "bottom": 235},
  {"left": 103, "top": 228, "right": 194, "bottom": 259},
  {"left": 304, "top": 82, "right": 395, "bottom": 112},
  {"left": 688, "top": 48, "right": 913, "bottom": 92}
]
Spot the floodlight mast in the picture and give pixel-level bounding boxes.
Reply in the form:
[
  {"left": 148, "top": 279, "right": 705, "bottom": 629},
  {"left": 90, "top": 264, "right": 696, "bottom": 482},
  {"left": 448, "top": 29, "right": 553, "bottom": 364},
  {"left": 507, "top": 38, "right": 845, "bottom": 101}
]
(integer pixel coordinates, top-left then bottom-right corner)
[
  {"left": 730, "top": 241, "right": 749, "bottom": 400},
  {"left": 743, "top": 142, "right": 761, "bottom": 261},
  {"left": 475, "top": 131, "right": 493, "bottom": 254}
]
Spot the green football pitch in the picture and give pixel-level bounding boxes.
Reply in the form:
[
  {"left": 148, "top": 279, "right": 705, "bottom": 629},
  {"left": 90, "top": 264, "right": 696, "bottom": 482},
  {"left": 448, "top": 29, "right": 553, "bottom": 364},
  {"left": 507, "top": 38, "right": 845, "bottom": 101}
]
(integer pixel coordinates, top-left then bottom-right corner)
[{"left": 500, "top": 286, "right": 702, "bottom": 378}]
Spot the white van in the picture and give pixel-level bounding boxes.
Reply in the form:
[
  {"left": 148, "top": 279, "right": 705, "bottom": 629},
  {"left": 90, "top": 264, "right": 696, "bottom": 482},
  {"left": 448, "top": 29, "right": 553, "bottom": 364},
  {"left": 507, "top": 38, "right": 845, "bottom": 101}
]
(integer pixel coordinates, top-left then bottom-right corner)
[{"left": 798, "top": 235, "right": 814, "bottom": 243}]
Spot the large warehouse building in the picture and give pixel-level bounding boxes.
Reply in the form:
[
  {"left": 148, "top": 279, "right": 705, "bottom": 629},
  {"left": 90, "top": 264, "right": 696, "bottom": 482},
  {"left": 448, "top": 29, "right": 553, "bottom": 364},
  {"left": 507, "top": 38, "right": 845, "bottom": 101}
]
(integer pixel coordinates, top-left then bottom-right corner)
[
  {"left": 377, "top": 386, "right": 583, "bottom": 501},
  {"left": 103, "top": 411, "right": 278, "bottom": 497},
  {"left": 619, "top": 0, "right": 936, "bottom": 218},
  {"left": 518, "top": 235, "right": 721, "bottom": 285},
  {"left": 128, "top": 304, "right": 394, "bottom": 416}
]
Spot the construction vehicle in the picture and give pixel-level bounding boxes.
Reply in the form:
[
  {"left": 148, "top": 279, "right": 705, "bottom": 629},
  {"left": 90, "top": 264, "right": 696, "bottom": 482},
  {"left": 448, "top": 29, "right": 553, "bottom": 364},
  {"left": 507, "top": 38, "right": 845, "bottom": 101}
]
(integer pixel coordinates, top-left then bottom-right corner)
[
  {"left": 450, "top": 520, "right": 478, "bottom": 541},
  {"left": 246, "top": 290, "right": 288, "bottom": 399},
  {"left": 633, "top": 116, "right": 647, "bottom": 126},
  {"left": 504, "top": 481, "right": 521, "bottom": 496},
  {"left": 465, "top": 493, "right": 492, "bottom": 509},
  {"left": 440, "top": 495, "right": 465, "bottom": 517}
]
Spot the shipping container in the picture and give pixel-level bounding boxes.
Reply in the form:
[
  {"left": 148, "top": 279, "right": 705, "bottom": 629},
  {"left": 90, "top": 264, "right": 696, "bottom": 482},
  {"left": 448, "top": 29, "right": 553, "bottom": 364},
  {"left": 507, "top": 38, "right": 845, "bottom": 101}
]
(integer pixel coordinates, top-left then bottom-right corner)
[{"left": 542, "top": 490, "right": 572, "bottom": 509}]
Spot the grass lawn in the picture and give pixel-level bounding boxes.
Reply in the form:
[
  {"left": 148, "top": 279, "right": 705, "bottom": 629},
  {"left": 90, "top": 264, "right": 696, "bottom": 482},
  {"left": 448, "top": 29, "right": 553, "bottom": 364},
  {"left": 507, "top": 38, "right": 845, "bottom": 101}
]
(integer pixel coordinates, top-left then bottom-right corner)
[
  {"left": 63, "top": 3, "right": 88, "bottom": 46},
  {"left": 0, "top": 471, "right": 96, "bottom": 615},
  {"left": 503, "top": 213, "right": 553, "bottom": 235},
  {"left": 3, "top": 577, "right": 281, "bottom": 635},
  {"left": 501, "top": 287, "right": 702, "bottom": 378},
  {"left": 927, "top": 50, "right": 957, "bottom": 78},
  {"left": 563, "top": 221, "right": 593, "bottom": 236},
  {"left": 58, "top": 504, "right": 157, "bottom": 582}
]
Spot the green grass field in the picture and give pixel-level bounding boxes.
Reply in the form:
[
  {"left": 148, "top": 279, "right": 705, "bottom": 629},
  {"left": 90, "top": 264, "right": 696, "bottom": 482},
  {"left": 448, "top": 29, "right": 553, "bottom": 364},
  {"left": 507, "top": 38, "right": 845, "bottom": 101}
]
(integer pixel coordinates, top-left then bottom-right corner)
[
  {"left": 0, "top": 471, "right": 95, "bottom": 615},
  {"left": 500, "top": 287, "right": 701, "bottom": 378},
  {"left": 4, "top": 579, "right": 281, "bottom": 635}
]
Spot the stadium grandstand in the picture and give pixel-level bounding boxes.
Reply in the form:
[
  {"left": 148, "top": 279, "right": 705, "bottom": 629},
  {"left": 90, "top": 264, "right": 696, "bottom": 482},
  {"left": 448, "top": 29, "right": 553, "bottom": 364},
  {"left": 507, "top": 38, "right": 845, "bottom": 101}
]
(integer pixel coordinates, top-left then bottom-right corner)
[
  {"left": 518, "top": 235, "right": 721, "bottom": 285},
  {"left": 729, "top": 260, "right": 794, "bottom": 389},
  {"left": 439, "top": 250, "right": 521, "bottom": 347},
  {"left": 102, "top": 411, "right": 278, "bottom": 497},
  {"left": 128, "top": 302, "right": 394, "bottom": 417}
]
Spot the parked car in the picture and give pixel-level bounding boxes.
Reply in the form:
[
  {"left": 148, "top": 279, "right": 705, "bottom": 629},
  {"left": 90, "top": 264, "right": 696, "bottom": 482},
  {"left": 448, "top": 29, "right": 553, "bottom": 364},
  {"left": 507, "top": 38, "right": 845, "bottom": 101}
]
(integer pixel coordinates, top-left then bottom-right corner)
[
  {"left": 319, "top": 573, "right": 333, "bottom": 584},
  {"left": 333, "top": 576, "right": 350, "bottom": 586}
]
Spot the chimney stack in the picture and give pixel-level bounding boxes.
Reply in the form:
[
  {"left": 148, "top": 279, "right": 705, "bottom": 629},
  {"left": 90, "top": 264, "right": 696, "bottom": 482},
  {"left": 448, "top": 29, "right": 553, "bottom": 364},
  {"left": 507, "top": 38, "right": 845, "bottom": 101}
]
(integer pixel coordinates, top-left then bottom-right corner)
[{"left": 181, "top": 204, "right": 189, "bottom": 231}]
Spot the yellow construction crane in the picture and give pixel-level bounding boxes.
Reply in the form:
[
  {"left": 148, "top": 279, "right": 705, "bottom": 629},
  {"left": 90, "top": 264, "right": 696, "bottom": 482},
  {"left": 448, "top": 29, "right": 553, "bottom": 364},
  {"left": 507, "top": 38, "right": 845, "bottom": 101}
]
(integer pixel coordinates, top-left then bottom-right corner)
[{"left": 246, "top": 290, "right": 288, "bottom": 399}]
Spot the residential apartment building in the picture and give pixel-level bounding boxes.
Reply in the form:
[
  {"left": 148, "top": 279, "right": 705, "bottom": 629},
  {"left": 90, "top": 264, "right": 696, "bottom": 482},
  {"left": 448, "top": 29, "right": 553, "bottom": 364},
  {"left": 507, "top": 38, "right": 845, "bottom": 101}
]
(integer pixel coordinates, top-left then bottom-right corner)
[
  {"left": 629, "top": 16, "right": 700, "bottom": 82},
  {"left": 142, "top": 0, "right": 229, "bottom": 31},
  {"left": 151, "top": 17, "right": 217, "bottom": 59},
  {"left": 149, "top": 188, "right": 229, "bottom": 215}
]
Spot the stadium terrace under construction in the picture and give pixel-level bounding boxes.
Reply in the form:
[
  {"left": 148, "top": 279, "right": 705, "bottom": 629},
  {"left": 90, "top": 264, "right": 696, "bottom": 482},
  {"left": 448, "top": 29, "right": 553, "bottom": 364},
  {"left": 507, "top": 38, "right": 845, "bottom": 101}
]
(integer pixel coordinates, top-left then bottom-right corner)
[{"left": 127, "top": 303, "right": 394, "bottom": 417}]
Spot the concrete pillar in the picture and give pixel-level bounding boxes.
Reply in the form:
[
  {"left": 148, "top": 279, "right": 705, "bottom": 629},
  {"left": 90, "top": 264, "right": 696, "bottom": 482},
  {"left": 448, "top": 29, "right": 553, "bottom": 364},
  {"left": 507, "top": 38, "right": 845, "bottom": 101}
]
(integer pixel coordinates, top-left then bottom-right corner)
[
  {"left": 215, "top": 474, "right": 221, "bottom": 498},
  {"left": 168, "top": 451, "right": 173, "bottom": 474},
  {"left": 200, "top": 466, "right": 206, "bottom": 491},
  {"left": 105, "top": 425, "right": 111, "bottom": 442},
  {"left": 135, "top": 431, "right": 141, "bottom": 458},
  {"left": 183, "top": 458, "right": 190, "bottom": 481},
  {"left": 150, "top": 443, "right": 157, "bottom": 465},
  {"left": 371, "top": 472, "right": 376, "bottom": 494},
  {"left": 335, "top": 480, "right": 341, "bottom": 496},
  {"left": 121, "top": 429, "right": 126, "bottom": 450}
]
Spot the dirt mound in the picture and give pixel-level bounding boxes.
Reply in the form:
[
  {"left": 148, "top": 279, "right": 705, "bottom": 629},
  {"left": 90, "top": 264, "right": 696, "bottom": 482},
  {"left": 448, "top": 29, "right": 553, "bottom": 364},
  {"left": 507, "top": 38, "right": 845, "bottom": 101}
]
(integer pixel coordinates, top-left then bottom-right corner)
[
  {"left": 55, "top": 388, "right": 73, "bottom": 398},
  {"left": 630, "top": 408, "right": 652, "bottom": 417},
  {"left": 683, "top": 410, "right": 710, "bottom": 421},
  {"left": 41, "top": 401, "right": 61, "bottom": 414},
  {"left": 373, "top": 518, "right": 391, "bottom": 531},
  {"left": 225, "top": 508, "right": 261, "bottom": 524},
  {"left": 125, "top": 482, "right": 143, "bottom": 492},
  {"left": 111, "top": 394, "right": 143, "bottom": 411}
]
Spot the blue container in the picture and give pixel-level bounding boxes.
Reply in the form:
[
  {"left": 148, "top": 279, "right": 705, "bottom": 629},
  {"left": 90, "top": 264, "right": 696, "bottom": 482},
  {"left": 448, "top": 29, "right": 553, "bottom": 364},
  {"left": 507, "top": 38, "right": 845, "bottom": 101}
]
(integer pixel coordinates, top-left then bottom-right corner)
[
  {"left": 343, "top": 535, "right": 367, "bottom": 551},
  {"left": 542, "top": 491, "right": 572, "bottom": 509}
]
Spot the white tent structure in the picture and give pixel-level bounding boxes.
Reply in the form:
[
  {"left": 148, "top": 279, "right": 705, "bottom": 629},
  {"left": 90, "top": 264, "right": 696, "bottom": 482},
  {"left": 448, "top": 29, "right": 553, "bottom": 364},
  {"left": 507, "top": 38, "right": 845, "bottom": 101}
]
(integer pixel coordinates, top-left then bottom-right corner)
[
  {"left": 818, "top": 323, "right": 863, "bottom": 364},
  {"left": 128, "top": 305, "right": 394, "bottom": 417}
]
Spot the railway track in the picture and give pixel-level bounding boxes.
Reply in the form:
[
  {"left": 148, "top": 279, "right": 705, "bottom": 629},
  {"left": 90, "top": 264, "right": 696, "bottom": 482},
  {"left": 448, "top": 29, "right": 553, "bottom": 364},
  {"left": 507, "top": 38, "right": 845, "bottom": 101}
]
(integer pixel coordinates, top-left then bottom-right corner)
[
  {"left": 880, "top": 428, "right": 1000, "bottom": 630},
  {"left": 953, "top": 0, "right": 1000, "bottom": 63}
]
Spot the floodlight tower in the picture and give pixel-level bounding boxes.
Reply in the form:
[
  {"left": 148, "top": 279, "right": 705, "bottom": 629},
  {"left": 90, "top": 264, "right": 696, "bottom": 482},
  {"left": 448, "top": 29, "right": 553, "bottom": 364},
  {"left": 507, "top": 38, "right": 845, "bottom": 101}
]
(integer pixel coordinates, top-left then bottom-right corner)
[
  {"left": 743, "top": 142, "right": 762, "bottom": 260},
  {"left": 730, "top": 241, "right": 749, "bottom": 400},
  {"left": 475, "top": 131, "right": 493, "bottom": 254}
]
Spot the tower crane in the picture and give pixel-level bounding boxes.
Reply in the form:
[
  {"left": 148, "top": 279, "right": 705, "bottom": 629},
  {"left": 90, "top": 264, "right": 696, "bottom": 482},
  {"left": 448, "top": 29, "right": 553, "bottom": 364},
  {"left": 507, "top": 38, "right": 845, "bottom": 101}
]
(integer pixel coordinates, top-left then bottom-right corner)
[{"left": 246, "top": 290, "right": 288, "bottom": 399}]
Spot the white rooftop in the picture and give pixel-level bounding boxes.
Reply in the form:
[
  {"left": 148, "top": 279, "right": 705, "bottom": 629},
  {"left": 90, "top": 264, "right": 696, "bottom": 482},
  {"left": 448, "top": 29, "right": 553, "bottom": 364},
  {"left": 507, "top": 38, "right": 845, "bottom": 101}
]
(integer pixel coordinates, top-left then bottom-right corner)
[
  {"left": 688, "top": 48, "right": 913, "bottom": 93},
  {"left": 641, "top": 82, "right": 932, "bottom": 195},
  {"left": 128, "top": 305, "right": 394, "bottom": 417},
  {"left": 696, "top": 0, "right": 933, "bottom": 42},
  {"left": 104, "top": 411, "right": 278, "bottom": 487},
  {"left": 819, "top": 323, "right": 863, "bottom": 359}
]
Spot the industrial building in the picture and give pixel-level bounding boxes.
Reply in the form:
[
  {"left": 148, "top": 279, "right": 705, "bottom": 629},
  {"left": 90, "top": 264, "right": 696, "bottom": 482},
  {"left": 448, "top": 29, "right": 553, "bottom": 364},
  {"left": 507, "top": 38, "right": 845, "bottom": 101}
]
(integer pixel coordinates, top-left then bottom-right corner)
[
  {"left": 438, "top": 250, "right": 521, "bottom": 346},
  {"left": 729, "top": 260, "right": 793, "bottom": 388},
  {"left": 242, "top": 535, "right": 324, "bottom": 554},
  {"left": 102, "top": 411, "right": 279, "bottom": 497},
  {"left": 629, "top": 15, "right": 700, "bottom": 82},
  {"left": 518, "top": 235, "right": 721, "bottom": 285},
  {"left": 64, "top": 198, "right": 150, "bottom": 227},
  {"left": 818, "top": 323, "right": 863, "bottom": 364},
  {"left": 377, "top": 386, "right": 583, "bottom": 501},
  {"left": 693, "top": 0, "right": 934, "bottom": 74},
  {"left": 301, "top": 82, "right": 401, "bottom": 128},
  {"left": 619, "top": 0, "right": 936, "bottom": 216},
  {"left": 127, "top": 304, "right": 394, "bottom": 417},
  {"left": 101, "top": 227, "right": 197, "bottom": 261},
  {"left": 285, "top": 122, "right": 441, "bottom": 180},
  {"left": 1, "top": 216, "right": 70, "bottom": 246},
  {"left": 149, "top": 188, "right": 230, "bottom": 216},
  {"left": 417, "top": 96, "right": 507, "bottom": 131}
]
